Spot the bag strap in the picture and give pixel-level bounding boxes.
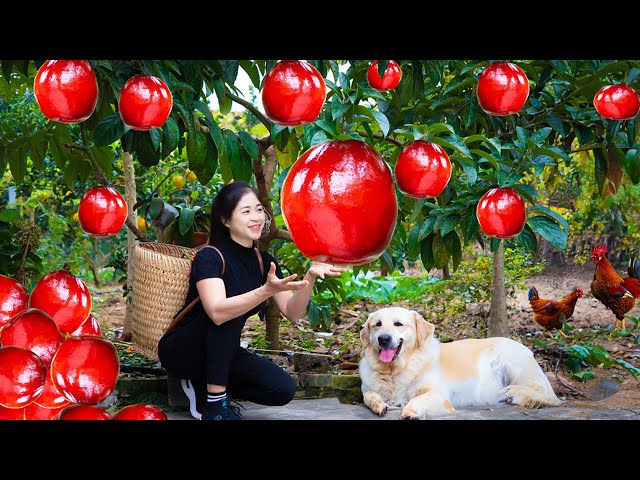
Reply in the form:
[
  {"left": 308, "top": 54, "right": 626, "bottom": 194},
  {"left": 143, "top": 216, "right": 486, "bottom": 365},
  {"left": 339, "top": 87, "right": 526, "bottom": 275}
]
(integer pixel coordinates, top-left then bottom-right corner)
[{"left": 164, "top": 245, "right": 264, "bottom": 334}]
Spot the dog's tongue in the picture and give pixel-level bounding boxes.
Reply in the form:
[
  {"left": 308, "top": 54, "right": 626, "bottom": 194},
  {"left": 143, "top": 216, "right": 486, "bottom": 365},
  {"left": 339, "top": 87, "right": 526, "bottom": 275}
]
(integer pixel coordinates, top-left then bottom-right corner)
[{"left": 379, "top": 347, "right": 397, "bottom": 363}]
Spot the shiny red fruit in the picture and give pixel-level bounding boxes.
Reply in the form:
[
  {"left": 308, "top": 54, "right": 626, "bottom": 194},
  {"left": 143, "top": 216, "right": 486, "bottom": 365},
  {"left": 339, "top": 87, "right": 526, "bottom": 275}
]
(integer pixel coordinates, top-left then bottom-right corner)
[
  {"left": 78, "top": 186, "right": 128, "bottom": 237},
  {"left": 281, "top": 139, "right": 398, "bottom": 265},
  {"left": 367, "top": 60, "right": 403, "bottom": 91},
  {"left": 0, "top": 346, "right": 47, "bottom": 408},
  {"left": 476, "top": 187, "right": 526, "bottom": 239},
  {"left": 34, "top": 369, "right": 71, "bottom": 409},
  {"left": 50, "top": 336, "right": 119, "bottom": 405},
  {"left": 262, "top": 60, "right": 326, "bottom": 126},
  {"left": 33, "top": 60, "right": 98, "bottom": 123},
  {"left": 25, "top": 402, "right": 67, "bottom": 420},
  {"left": 593, "top": 84, "right": 640, "bottom": 120},
  {"left": 118, "top": 75, "right": 173, "bottom": 130},
  {"left": 58, "top": 404, "right": 110, "bottom": 420},
  {"left": 477, "top": 62, "right": 529, "bottom": 116},
  {"left": 70, "top": 313, "right": 102, "bottom": 337},
  {"left": 0, "top": 275, "right": 29, "bottom": 329},
  {"left": 1, "top": 308, "right": 64, "bottom": 367},
  {"left": 29, "top": 270, "right": 91, "bottom": 334},
  {"left": 394, "top": 141, "right": 452, "bottom": 198},
  {"left": 112, "top": 403, "right": 168, "bottom": 420}
]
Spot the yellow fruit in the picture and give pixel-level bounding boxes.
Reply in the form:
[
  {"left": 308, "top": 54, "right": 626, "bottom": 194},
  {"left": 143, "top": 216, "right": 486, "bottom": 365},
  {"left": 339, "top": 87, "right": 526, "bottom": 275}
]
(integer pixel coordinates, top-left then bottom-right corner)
[
  {"left": 185, "top": 169, "right": 197, "bottom": 182},
  {"left": 72, "top": 212, "right": 79, "bottom": 222},
  {"left": 172, "top": 175, "right": 186, "bottom": 188},
  {"left": 136, "top": 215, "right": 147, "bottom": 231}
]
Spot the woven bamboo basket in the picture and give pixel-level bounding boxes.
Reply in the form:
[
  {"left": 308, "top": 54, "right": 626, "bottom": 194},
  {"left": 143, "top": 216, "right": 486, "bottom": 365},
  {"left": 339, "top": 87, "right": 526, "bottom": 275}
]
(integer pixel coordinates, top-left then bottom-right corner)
[{"left": 131, "top": 242, "right": 196, "bottom": 361}]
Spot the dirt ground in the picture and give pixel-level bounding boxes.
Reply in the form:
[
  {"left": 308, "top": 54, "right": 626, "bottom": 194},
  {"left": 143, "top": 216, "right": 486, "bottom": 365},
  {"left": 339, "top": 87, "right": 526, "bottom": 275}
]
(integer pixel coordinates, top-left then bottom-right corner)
[{"left": 95, "top": 262, "right": 640, "bottom": 412}]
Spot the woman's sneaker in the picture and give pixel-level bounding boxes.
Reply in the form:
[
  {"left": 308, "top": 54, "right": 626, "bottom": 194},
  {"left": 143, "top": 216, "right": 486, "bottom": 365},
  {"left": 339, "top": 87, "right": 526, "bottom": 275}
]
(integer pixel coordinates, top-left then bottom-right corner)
[
  {"left": 180, "top": 378, "right": 206, "bottom": 420},
  {"left": 201, "top": 397, "right": 243, "bottom": 420}
]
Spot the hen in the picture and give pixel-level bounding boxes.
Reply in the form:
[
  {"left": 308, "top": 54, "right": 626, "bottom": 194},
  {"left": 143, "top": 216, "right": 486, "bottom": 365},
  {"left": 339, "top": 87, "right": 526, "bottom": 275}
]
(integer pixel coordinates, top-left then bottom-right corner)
[
  {"left": 528, "top": 286, "right": 583, "bottom": 338},
  {"left": 590, "top": 244, "right": 640, "bottom": 330}
]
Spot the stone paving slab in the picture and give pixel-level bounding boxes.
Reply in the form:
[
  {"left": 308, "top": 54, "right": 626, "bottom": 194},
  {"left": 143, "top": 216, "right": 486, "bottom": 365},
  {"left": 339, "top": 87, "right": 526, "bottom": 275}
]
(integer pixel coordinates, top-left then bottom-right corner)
[{"left": 165, "top": 397, "right": 640, "bottom": 421}]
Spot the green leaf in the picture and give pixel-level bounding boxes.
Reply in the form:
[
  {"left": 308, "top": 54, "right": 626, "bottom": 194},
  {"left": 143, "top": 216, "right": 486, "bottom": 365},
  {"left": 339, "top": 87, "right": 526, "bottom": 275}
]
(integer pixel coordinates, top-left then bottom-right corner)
[
  {"left": 162, "top": 116, "right": 180, "bottom": 155},
  {"left": 187, "top": 130, "right": 209, "bottom": 182},
  {"left": 28, "top": 130, "right": 48, "bottom": 169},
  {"left": 407, "top": 222, "right": 421, "bottom": 259},
  {"left": 435, "top": 215, "right": 458, "bottom": 237},
  {"left": 594, "top": 147, "right": 608, "bottom": 194},
  {"left": 490, "top": 237, "right": 501, "bottom": 253},
  {"left": 6, "top": 143, "right": 27, "bottom": 184},
  {"left": 124, "top": 130, "right": 161, "bottom": 168},
  {"left": 149, "top": 197, "right": 164, "bottom": 219},
  {"left": 315, "top": 119, "right": 338, "bottom": 136},
  {"left": 420, "top": 234, "right": 435, "bottom": 272},
  {"left": 530, "top": 127, "right": 552, "bottom": 145},
  {"left": 464, "top": 209, "right": 479, "bottom": 242},
  {"left": 527, "top": 215, "right": 568, "bottom": 250},
  {"left": 452, "top": 156, "right": 477, "bottom": 184},
  {"left": 447, "top": 231, "right": 462, "bottom": 272},
  {"left": 516, "top": 126, "right": 529, "bottom": 147},
  {"left": 432, "top": 135, "right": 471, "bottom": 158},
  {"left": 93, "top": 112, "right": 125, "bottom": 147},
  {"left": 443, "top": 76, "right": 475, "bottom": 96},
  {"left": 528, "top": 204, "right": 570, "bottom": 232},
  {"left": 222, "top": 130, "right": 243, "bottom": 181},
  {"left": 432, "top": 232, "right": 450, "bottom": 269},
  {"left": 90, "top": 146, "right": 113, "bottom": 176},
  {"left": 238, "top": 131, "right": 259, "bottom": 161},
  {"left": 511, "top": 184, "right": 539, "bottom": 205},
  {"left": 428, "top": 123, "right": 455, "bottom": 136},
  {"left": 149, "top": 128, "right": 162, "bottom": 151},
  {"left": 418, "top": 215, "right": 437, "bottom": 241},
  {"left": 219, "top": 60, "right": 239, "bottom": 84},
  {"left": 379, "top": 250, "right": 394, "bottom": 274},
  {"left": 370, "top": 110, "right": 390, "bottom": 138},
  {"left": 516, "top": 223, "right": 538, "bottom": 252},
  {"left": 545, "top": 114, "right": 569, "bottom": 137},
  {"left": 275, "top": 130, "right": 300, "bottom": 169},
  {"left": 178, "top": 208, "right": 196, "bottom": 236}
]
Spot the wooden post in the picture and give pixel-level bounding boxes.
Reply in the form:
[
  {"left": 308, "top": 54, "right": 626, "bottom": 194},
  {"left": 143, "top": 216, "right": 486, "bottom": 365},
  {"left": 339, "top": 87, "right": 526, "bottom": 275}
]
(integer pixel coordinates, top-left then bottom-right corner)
[
  {"left": 121, "top": 151, "right": 136, "bottom": 341},
  {"left": 487, "top": 241, "right": 508, "bottom": 337}
]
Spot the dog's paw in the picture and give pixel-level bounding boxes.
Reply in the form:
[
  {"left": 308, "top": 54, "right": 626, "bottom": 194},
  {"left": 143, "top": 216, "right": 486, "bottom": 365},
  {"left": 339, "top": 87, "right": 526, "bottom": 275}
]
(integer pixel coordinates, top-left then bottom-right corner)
[
  {"left": 400, "top": 405, "right": 423, "bottom": 420},
  {"left": 371, "top": 401, "right": 389, "bottom": 417}
]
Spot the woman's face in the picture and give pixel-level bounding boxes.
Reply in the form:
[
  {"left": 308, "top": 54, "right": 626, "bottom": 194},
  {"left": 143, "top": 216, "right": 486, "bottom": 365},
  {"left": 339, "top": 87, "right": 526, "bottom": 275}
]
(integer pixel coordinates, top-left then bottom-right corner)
[{"left": 223, "top": 190, "right": 265, "bottom": 245}]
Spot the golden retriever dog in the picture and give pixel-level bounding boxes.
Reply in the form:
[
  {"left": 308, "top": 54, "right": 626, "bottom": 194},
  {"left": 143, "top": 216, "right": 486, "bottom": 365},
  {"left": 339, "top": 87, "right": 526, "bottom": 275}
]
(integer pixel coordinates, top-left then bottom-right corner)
[{"left": 359, "top": 307, "right": 563, "bottom": 419}]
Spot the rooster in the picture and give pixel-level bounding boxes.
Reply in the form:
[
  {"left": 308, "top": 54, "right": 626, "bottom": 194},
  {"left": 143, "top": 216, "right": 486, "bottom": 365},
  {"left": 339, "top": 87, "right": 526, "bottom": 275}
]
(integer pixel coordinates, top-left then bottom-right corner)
[
  {"left": 528, "top": 286, "right": 583, "bottom": 338},
  {"left": 590, "top": 244, "right": 640, "bottom": 330}
]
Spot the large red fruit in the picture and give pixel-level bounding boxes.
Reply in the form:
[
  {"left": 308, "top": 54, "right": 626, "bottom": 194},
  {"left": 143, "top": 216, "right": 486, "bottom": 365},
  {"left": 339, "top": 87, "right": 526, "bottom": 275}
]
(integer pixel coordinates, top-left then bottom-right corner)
[
  {"left": 58, "top": 404, "right": 110, "bottom": 420},
  {"left": 112, "top": 403, "right": 168, "bottom": 420},
  {"left": 34, "top": 369, "right": 71, "bottom": 409},
  {"left": 0, "top": 275, "right": 29, "bottom": 329},
  {"left": 50, "top": 336, "right": 119, "bottom": 405},
  {"left": 476, "top": 187, "right": 526, "bottom": 239},
  {"left": 281, "top": 139, "right": 398, "bottom": 265},
  {"left": 593, "top": 84, "right": 640, "bottom": 120},
  {"left": 25, "top": 402, "right": 67, "bottom": 420},
  {"left": 78, "top": 186, "right": 128, "bottom": 237},
  {"left": 1, "top": 308, "right": 64, "bottom": 367},
  {"left": 367, "top": 60, "right": 403, "bottom": 91},
  {"left": 70, "top": 313, "right": 102, "bottom": 337},
  {"left": 262, "top": 60, "right": 326, "bottom": 126},
  {"left": 394, "top": 141, "right": 452, "bottom": 198},
  {"left": 476, "top": 62, "right": 529, "bottom": 116},
  {"left": 29, "top": 270, "right": 92, "bottom": 334},
  {"left": 33, "top": 60, "right": 98, "bottom": 123},
  {"left": 0, "top": 346, "right": 47, "bottom": 408},
  {"left": 118, "top": 75, "right": 173, "bottom": 130},
  {"left": 0, "top": 404, "right": 26, "bottom": 420}
]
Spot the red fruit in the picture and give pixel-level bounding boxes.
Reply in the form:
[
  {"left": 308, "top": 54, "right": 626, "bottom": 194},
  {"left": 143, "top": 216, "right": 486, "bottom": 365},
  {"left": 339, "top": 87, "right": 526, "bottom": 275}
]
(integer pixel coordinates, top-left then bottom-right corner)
[
  {"left": 58, "top": 404, "right": 110, "bottom": 420},
  {"left": 70, "top": 313, "right": 102, "bottom": 337},
  {"left": 0, "top": 275, "right": 29, "bottom": 329},
  {"left": 29, "top": 270, "right": 91, "bottom": 334},
  {"left": 281, "top": 139, "right": 398, "bottom": 265},
  {"left": 24, "top": 402, "right": 67, "bottom": 420},
  {"left": 476, "top": 62, "right": 529, "bottom": 116},
  {"left": 262, "top": 60, "right": 326, "bottom": 126},
  {"left": 34, "top": 369, "right": 71, "bottom": 409},
  {"left": 0, "top": 346, "right": 47, "bottom": 408},
  {"left": 33, "top": 60, "right": 98, "bottom": 123},
  {"left": 394, "top": 141, "right": 452, "bottom": 198},
  {"left": 367, "top": 60, "right": 403, "bottom": 91},
  {"left": 593, "top": 84, "right": 640, "bottom": 120},
  {"left": 50, "top": 336, "right": 119, "bottom": 405},
  {"left": 1, "top": 308, "right": 64, "bottom": 367},
  {"left": 118, "top": 75, "right": 173, "bottom": 130},
  {"left": 112, "top": 403, "right": 168, "bottom": 420},
  {"left": 476, "top": 187, "right": 526, "bottom": 239},
  {"left": 78, "top": 186, "right": 128, "bottom": 237}
]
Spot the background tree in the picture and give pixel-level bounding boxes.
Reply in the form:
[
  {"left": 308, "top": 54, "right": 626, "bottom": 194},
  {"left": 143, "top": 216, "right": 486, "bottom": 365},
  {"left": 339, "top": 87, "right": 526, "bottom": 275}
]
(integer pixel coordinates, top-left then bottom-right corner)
[{"left": 2, "top": 59, "right": 639, "bottom": 346}]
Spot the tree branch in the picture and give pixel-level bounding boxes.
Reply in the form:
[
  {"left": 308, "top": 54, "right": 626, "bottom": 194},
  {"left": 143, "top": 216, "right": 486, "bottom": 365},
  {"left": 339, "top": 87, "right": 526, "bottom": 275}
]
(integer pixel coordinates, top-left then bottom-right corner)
[
  {"left": 355, "top": 130, "right": 403, "bottom": 147},
  {"left": 225, "top": 91, "right": 273, "bottom": 133}
]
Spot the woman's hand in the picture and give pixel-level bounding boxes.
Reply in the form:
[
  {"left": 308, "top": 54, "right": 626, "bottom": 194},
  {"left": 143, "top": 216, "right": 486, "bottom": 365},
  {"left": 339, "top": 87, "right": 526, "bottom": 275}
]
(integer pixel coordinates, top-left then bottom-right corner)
[
  {"left": 306, "top": 261, "right": 347, "bottom": 280},
  {"left": 263, "top": 262, "right": 309, "bottom": 296}
]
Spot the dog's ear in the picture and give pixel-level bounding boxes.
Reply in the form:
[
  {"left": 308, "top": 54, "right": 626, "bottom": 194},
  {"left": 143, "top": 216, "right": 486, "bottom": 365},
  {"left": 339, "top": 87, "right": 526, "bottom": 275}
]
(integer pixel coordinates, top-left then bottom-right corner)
[
  {"left": 413, "top": 311, "right": 434, "bottom": 347},
  {"left": 360, "top": 314, "right": 374, "bottom": 348}
]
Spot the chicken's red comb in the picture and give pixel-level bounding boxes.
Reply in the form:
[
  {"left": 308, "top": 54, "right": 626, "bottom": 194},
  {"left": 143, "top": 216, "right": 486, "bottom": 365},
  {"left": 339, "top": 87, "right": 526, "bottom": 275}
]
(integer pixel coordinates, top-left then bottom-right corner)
[{"left": 592, "top": 244, "right": 608, "bottom": 256}]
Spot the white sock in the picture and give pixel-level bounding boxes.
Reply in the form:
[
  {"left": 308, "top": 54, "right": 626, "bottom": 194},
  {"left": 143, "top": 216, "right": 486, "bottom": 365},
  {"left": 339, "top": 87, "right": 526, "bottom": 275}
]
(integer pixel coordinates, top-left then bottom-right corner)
[{"left": 207, "top": 392, "right": 226, "bottom": 403}]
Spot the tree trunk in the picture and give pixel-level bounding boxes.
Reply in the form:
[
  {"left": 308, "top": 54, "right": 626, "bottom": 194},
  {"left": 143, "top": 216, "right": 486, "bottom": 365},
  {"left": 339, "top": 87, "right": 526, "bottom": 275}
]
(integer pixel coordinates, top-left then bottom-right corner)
[
  {"left": 487, "top": 241, "right": 508, "bottom": 338},
  {"left": 264, "top": 300, "right": 281, "bottom": 350},
  {"left": 442, "top": 264, "right": 451, "bottom": 280},
  {"left": 121, "top": 152, "right": 136, "bottom": 341}
]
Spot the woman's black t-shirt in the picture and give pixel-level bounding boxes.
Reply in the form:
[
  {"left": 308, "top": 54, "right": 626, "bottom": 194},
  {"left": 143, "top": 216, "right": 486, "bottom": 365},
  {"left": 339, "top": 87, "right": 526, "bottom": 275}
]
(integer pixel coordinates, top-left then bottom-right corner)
[{"left": 179, "top": 235, "right": 284, "bottom": 327}]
